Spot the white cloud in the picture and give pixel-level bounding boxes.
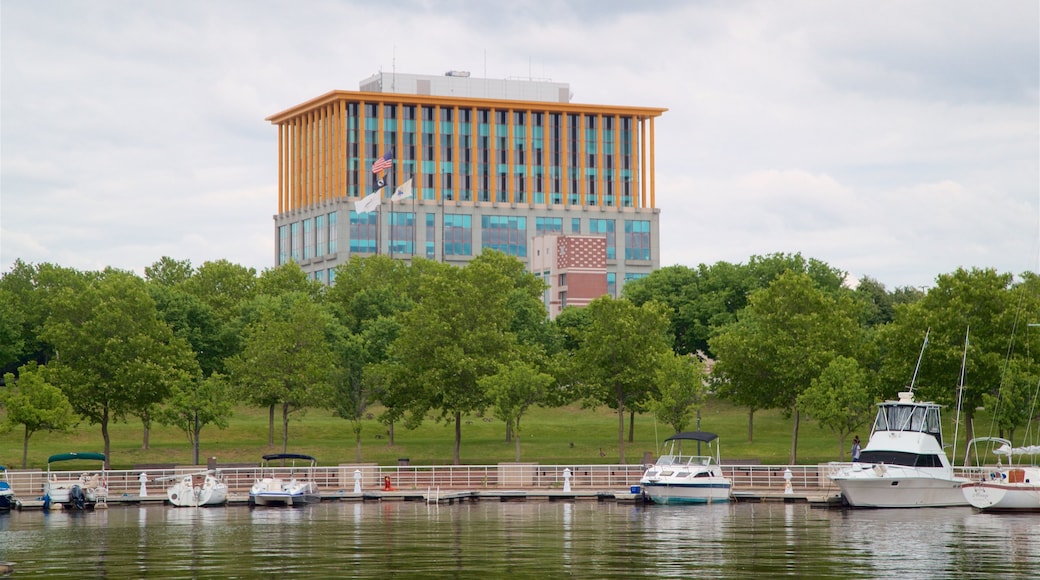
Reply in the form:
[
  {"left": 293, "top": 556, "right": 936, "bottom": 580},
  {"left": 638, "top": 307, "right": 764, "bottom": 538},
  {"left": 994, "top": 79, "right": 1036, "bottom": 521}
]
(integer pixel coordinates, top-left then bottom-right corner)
[{"left": 2, "top": 0, "right": 1037, "bottom": 290}]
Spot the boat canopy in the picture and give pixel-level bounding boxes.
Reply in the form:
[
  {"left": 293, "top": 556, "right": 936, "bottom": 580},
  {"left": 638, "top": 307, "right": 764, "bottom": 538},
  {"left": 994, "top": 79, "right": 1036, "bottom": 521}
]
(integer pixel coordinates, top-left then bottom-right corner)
[
  {"left": 665, "top": 431, "right": 719, "bottom": 443},
  {"left": 47, "top": 452, "right": 106, "bottom": 464},
  {"left": 261, "top": 453, "right": 317, "bottom": 463}
]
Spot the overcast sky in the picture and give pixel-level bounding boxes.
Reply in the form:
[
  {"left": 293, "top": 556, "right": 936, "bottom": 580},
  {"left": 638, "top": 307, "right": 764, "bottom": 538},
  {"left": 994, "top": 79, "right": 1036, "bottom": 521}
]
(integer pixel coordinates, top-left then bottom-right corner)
[{"left": 2, "top": 0, "right": 1037, "bottom": 290}]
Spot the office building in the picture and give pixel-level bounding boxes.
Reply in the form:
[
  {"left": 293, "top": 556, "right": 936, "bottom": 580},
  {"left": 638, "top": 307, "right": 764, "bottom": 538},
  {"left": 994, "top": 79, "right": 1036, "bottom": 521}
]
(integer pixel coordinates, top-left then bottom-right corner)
[{"left": 266, "top": 71, "right": 666, "bottom": 303}]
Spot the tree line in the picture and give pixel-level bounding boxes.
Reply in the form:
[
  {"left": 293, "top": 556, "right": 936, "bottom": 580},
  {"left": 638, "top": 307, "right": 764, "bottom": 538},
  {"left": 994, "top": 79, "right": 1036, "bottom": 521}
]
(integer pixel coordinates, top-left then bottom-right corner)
[{"left": 1, "top": 252, "right": 1036, "bottom": 468}]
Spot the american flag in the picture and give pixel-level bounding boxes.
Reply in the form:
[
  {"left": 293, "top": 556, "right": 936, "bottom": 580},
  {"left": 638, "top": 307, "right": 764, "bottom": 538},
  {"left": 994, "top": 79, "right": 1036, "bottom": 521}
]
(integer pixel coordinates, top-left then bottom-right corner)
[{"left": 371, "top": 150, "right": 393, "bottom": 174}]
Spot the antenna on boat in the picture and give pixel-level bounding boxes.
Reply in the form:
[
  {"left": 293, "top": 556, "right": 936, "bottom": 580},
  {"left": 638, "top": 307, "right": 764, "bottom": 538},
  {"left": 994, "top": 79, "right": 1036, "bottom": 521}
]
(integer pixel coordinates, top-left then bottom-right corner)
[
  {"left": 952, "top": 326, "right": 968, "bottom": 462},
  {"left": 908, "top": 328, "right": 930, "bottom": 395}
]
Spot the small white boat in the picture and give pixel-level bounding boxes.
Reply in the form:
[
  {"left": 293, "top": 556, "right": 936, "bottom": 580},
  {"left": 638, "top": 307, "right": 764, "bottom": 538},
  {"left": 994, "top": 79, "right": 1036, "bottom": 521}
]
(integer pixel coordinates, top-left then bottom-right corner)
[
  {"left": 640, "top": 431, "right": 732, "bottom": 504},
  {"left": 164, "top": 471, "right": 228, "bottom": 507},
  {"left": 961, "top": 437, "right": 1040, "bottom": 512},
  {"left": 43, "top": 452, "right": 109, "bottom": 510},
  {"left": 0, "top": 465, "right": 15, "bottom": 511},
  {"left": 249, "top": 453, "right": 321, "bottom": 507},
  {"left": 830, "top": 391, "right": 968, "bottom": 508}
]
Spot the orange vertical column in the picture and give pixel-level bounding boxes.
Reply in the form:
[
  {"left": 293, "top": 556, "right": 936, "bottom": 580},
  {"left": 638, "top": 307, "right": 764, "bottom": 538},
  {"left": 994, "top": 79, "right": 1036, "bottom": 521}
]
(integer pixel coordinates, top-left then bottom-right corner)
[
  {"left": 434, "top": 105, "right": 442, "bottom": 201},
  {"left": 507, "top": 109, "right": 515, "bottom": 205},
  {"left": 649, "top": 117, "right": 656, "bottom": 209},
  {"left": 453, "top": 106, "right": 461, "bottom": 204},
  {"left": 639, "top": 118, "right": 647, "bottom": 209},
  {"left": 596, "top": 114, "right": 604, "bottom": 208},
  {"left": 578, "top": 113, "right": 586, "bottom": 207},
  {"left": 561, "top": 112, "right": 568, "bottom": 207},
  {"left": 525, "top": 108, "right": 533, "bottom": 207},
  {"left": 358, "top": 101, "right": 367, "bottom": 195},
  {"left": 277, "top": 122, "right": 285, "bottom": 213}
]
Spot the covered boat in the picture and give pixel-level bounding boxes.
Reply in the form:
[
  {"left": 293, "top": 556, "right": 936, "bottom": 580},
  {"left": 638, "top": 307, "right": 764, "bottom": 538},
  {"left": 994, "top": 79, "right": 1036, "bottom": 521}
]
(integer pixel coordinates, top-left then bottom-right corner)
[
  {"left": 43, "top": 452, "right": 108, "bottom": 510},
  {"left": 0, "top": 466, "right": 14, "bottom": 511},
  {"left": 640, "top": 431, "right": 732, "bottom": 504},
  {"left": 249, "top": 453, "right": 320, "bottom": 507}
]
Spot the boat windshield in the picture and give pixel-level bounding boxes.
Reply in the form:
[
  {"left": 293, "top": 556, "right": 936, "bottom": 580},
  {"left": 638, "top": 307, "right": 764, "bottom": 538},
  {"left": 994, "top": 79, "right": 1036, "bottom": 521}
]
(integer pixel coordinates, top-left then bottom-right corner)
[
  {"left": 858, "top": 451, "right": 947, "bottom": 467},
  {"left": 872, "top": 403, "right": 943, "bottom": 446}
]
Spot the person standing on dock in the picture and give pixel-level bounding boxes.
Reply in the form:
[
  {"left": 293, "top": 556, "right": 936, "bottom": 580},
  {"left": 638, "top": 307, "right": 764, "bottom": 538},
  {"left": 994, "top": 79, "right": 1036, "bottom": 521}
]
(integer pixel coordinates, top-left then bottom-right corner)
[{"left": 851, "top": 436, "right": 861, "bottom": 462}]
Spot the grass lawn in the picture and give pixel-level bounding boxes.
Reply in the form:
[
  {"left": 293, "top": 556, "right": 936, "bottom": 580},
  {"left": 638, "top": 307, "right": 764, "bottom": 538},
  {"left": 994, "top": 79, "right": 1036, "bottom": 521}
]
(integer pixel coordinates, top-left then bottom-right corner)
[{"left": 0, "top": 397, "right": 985, "bottom": 470}]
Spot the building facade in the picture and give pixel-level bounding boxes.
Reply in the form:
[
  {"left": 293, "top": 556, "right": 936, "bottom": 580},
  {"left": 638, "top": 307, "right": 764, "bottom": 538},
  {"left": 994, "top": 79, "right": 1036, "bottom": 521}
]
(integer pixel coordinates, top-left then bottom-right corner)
[{"left": 266, "top": 72, "right": 665, "bottom": 296}]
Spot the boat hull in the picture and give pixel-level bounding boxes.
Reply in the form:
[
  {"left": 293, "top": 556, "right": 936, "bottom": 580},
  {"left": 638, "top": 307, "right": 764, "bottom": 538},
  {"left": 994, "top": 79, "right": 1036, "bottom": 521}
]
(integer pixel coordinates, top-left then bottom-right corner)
[
  {"left": 832, "top": 464, "right": 968, "bottom": 508},
  {"left": 962, "top": 467, "right": 1040, "bottom": 511},
  {"left": 167, "top": 477, "right": 228, "bottom": 507},
  {"left": 641, "top": 481, "right": 731, "bottom": 505},
  {"left": 0, "top": 490, "right": 13, "bottom": 511},
  {"left": 249, "top": 490, "right": 320, "bottom": 507}
]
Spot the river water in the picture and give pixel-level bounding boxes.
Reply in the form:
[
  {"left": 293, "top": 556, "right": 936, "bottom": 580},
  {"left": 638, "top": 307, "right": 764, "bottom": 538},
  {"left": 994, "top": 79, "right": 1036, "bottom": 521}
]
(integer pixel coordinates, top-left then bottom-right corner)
[{"left": 1, "top": 501, "right": 1037, "bottom": 578}]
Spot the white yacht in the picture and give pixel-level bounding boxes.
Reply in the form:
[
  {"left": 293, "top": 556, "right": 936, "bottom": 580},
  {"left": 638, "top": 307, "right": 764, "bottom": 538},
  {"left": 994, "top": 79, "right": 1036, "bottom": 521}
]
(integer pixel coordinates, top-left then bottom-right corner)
[
  {"left": 830, "top": 392, "right": 967, "bottom": 508},
  {"left": 640, "top": 431, "right": 731, "bottom": 504}
]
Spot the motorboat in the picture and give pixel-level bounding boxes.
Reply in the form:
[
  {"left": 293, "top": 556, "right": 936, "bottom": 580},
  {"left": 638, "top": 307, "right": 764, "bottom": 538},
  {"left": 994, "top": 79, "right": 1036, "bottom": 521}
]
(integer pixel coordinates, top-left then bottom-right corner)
[
  {"left": 0, "top": 466, "right": 14, "bottom": 511},
  {"left": 43, "top": 452, "right": 109, "bottom": 510},
  {"left": 830, "top": 392, "right": 968, "bottom": 507},
  {"left": 249, "top": 453, "right": 321, "bottom": 507},
  {"left": 640, "top": 431, "right": 732, "bottom": 504},
  {"left": 164, "top": 471, "right": 229, "bottom": 507},
  {"left": 961, "top": 437, "right": 1040, "bottom": 512}
]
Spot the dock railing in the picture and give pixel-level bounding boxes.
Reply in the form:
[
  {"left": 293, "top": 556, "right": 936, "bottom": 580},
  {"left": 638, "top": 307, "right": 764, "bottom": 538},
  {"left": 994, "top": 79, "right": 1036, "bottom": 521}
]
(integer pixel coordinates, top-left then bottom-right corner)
[{"left": 2, "top": 463, "right": 987, "bottom": 499}]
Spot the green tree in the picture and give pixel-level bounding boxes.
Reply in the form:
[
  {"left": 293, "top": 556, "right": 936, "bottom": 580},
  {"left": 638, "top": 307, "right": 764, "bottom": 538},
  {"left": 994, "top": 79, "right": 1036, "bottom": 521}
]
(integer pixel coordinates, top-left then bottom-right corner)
[
  {"left": 482, "top": 358, "right": 554, "bottom": 461},
  {"left": 227, "top": 292, "right": 336, "bottom": 454},
  {"left": 388, "top": 251, "right": 532, "bottom": 464},
  {"left": 651, "top": 354, "right": 707, "bottom": 434},
  {"left": 573, "top": 297, "right": 672, "bottom": 464},
  {"left": 41, "top": 268, "right": 199, "bottom": 466},
  {"left": 797, "top": 356, "right": 876, "bottom": 460},
  {"left": 877, "top": 267, "right": 1016, "bottom": 458},
  {"left": 0, "top": 363, "right": 76, "bottom": 468},
  {"left": 144, "top": 256, "right": 194, "bottom": 287},
  {"left": 710, "top": 271, "right": 863, "bottom": 463},
  {"left": 326, "top": 255, "right": 427, "bottom": 447},
  {"left": 157, "top": 372, "right": 233, "bottom": 465}
]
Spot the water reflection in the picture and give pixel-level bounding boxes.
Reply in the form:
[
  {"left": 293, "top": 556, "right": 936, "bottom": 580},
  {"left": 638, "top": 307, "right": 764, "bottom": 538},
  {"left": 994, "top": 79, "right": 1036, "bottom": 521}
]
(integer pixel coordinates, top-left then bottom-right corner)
[{"left": 0, "top": 502, "right": 1037, "bottom": 578}]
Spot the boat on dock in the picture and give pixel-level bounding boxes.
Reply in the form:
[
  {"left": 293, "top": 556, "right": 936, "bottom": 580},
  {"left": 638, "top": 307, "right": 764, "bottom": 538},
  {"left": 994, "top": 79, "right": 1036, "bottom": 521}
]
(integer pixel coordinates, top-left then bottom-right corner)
[
  {"left": 43, "top": 452, "right": 108, "bottom": 510},
  {"left": 0, "top": 466, "right": 14, "bottom": 511},
  {"left": 639, "top": 431, "right": 732, "bottom": 504},
  {"left": 830, "top": 391, "right": 968, "bottom": 507},
  {"left": 961, "top": 437, "right": 1040, "bottom": 512},
  {"left": 163, "top": 471, "right": 228, "bottom": 507},
  {"left": 249, "top": 454, "right": 320, "bottom": 507}
]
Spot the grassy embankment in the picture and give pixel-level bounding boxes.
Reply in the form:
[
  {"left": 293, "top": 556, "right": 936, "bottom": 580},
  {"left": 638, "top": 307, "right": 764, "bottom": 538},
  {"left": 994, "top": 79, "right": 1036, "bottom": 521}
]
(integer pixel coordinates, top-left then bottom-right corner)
[{"left": 0, "top": 396, "right": 985, "bottom": 470}]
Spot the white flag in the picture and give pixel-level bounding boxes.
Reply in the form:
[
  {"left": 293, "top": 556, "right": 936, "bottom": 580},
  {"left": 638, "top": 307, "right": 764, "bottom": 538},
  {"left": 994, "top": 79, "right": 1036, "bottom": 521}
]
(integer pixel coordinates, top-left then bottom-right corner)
[
  {"left": 390, "top": 178, "right": 413, "bottom": 202},
  {"left": 354, "top": 190, "right": 382, "bottom": 214}
]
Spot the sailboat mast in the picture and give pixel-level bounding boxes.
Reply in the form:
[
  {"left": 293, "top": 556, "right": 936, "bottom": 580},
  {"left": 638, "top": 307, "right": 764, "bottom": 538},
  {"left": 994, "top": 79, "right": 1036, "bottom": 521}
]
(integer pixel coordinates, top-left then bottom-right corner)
[{"left": 908, "top": 328, "right": 930, "bottom": 394}]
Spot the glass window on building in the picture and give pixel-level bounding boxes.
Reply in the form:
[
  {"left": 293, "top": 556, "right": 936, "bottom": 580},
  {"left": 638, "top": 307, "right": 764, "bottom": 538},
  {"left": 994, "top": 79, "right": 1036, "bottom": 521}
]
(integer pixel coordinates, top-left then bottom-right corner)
[
  {"left": 315, "top": 269, "right": 325, "bottom": 284},
  {"left": 349, "top": 211, "right": 378, "bottom": 254},
  {"left": 444, "top": 213, "right": 472, "bottom": 256},
  {"left": 290, "top": 222, "right": 301, "bottom": 262},
  {"left": 389, "top": 211, "right": 415, "bottom": 256},
  {"left": 481, "top": 215, "right": 527, "bottom": 257},
  {"left": 278, "top": 225, "right": 289, "bottom": 265},
  {"left": 315, "top": 215, "right": 326, "bottom": 257},
  {"left": 328, "top": 268, "right": 336, "bottom": 285},
  {"left": 535, "top": 217, "right": 563, "bottom": 236},
  {"left": 607, "top": 272, "right": 616, "bottom": 298},
  {"left": 624, "top": 273, "right": 648, "bottom": 282},
  {"left": 425, "top": 213, "right": 436, "bottom": 259},
  {"left": 302, "top": 218, "right": 314, "bottom": 260},
  {"left": 571, "top": 218, "right": 581, "bottom": 233},
  {"left": 624, "top": 220, "right": 651, "bottom": 261},
  {"left": 589, "top": 218, "right": 616, "bottom": 260},
  {"left": 328, "top": 212, "right": 338, "bottom": 254}
]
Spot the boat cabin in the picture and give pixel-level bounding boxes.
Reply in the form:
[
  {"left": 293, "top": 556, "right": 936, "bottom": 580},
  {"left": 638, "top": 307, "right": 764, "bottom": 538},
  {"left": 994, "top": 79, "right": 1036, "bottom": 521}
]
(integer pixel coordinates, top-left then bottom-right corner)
[{"left": 860, "top": 391, "right": 949, "bottom": 467}]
